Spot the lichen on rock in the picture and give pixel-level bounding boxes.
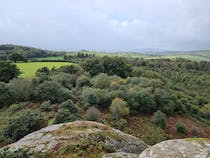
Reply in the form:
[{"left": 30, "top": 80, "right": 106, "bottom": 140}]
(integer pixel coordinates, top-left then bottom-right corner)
[
  {"left": 138, "top": 138, "right": 210, "bottom": 158},
  {"left": 1, "top": 121, "right": 148, "bottom": 157}
]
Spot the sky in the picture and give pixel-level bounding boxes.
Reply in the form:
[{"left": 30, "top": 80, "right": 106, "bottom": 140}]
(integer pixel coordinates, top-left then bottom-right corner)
[{"left": 0, "top": 0, "right": 210, "bottom": 52}]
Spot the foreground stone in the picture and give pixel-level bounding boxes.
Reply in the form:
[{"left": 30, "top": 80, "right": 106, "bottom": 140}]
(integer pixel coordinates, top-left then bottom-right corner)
[
  {"left": 103, "top": 152, "right": 138, "bottom": 158},
  {"left": 138, "top": 138, "right": 210, "bottom": 158},
  {"left": 2, "top": 121, "right": 148, "bottom": 155}
]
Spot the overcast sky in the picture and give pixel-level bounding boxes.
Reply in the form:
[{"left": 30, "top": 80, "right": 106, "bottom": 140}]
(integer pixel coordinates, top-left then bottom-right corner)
[{"left": 0, "top": 0, "right": 210, "bottom": 51}]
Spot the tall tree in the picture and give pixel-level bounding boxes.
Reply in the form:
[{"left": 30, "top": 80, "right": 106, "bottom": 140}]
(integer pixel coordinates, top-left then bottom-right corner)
[
  {"left": 0, "top": 62, "right": 20, "bottom": 82},
  {"left": 9, "top": 53, "right": 27, "bottom": 62}
]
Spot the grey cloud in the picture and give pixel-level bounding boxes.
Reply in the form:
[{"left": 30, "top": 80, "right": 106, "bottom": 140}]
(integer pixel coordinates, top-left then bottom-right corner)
[{"left": 0, "top": 0, "right": 210, "bottom": 51}]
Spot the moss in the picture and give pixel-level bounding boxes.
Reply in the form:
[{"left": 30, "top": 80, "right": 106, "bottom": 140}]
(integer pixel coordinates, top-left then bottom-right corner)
[{"left": 186, "top": 138, "right": 210, "bottom": 148}]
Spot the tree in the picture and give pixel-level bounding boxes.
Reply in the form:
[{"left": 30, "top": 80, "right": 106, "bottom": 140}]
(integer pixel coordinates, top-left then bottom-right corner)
[
  {"left": 102, "top": 56, "right": 131, "bottom": 78},
  {"left": 82, "top": 58, "right": 104, "bottom": 76},
  {"left": 8, "top": 53, "right": 27, "bottom": 62},
  {"left": 109, "top": 98, "right": 129, "bottom": 120},
  {"left": 0, "top": 62, "right": 20, "bottom": 83},
  {"left": 57, "top": 65, "right": 83, "bottom": 75}
]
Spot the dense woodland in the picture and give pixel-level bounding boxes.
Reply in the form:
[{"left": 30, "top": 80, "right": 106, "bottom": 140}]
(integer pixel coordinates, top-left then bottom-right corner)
[{"left": 0, "top": 49, "right": 210, "bottom": 157}]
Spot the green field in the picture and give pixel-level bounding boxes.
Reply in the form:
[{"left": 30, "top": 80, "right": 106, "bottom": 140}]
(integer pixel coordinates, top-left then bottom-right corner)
[
  {"left": 16, "top": 62, "right": 71, "bottom": 78},
  {"left": 34, "top": 56, "right": 64, "bottom": 61},
  {"left": 66, "top": 51, "right": 210, "bottom": 61}
]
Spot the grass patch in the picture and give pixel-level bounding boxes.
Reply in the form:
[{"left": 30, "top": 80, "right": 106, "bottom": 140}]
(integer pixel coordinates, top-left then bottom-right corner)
[
  {"left": 35, "top": 56, "right": 64, "bottom": 61},
  {"left": 16, "top": 62, "right": 72, "bottom": 78}
]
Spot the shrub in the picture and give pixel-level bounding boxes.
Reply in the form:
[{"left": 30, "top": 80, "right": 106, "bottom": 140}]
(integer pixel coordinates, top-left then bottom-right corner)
[
  {"left": 8, "top": 103, "right": 27, "bottom": 113},
  {"left": 36, "top": 67, "right": 50, "bottom": 76},
  {"left": 76, "top": 74, "right": 90, "bottom": 87},
  {"left": 33, "top": 81, "right": 73, "bottom": 103},
  {"left": 95, "top": 89, "right": 112, "bottom": 108},
  {"left": 2, "top": 110, "right": 44, "bottom": 141},
  {"left": 51, "top": 72, "right": 77, "bottom": 88},
  {"left": 54, "top": 109, "right": 78, "bottom": 124},
  {"left": 81, "top": 87, "right": 99, "bottom": 108},
  {"left": 92, "top": 73, "right": 110, "bottom": 89},
  {"left": 0, "top": 82, "right": 14, "bottom": 108},
  {"left": 9, "top": 78, "right": 34, "bottom": 102},
  {"left": 130, "top": 90, "right": 156, "bottom": 114},
  {"left": 35, "top": 67, "right": 50, "bottom": 83},
  {"left": 39, "top": 101, "right": 54, "bottom": 112},
  {"left": 109, "top": 98, "right": 129, "bottom": 120},
  {"left": 176, "top": 123, "right": 186, "bottom": 134},
  {"left": 0, "top": 148, "right": 29, "bottom": 158},
  {"left": 191, "top": 127, "right": 200, "bottom": 137},
  {"left": 57, "top": 65, "right": 83, "bottom": 75},
  {"left": 60, "top": 100, "right": 79, "bottom": 114},
  {"left": 152, "top": 110, "right": 166, "bottom": 129},
  {"left": 113, "top": 118, "right": 127, "bottom": 129},
  {"left": 85, "top": 107, "right": 101, "bottom": 122}
]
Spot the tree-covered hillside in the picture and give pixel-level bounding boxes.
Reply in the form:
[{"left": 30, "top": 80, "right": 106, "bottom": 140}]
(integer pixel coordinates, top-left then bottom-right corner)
[{"left": 0, "top": 50, "right": 210, "bottom": 152}]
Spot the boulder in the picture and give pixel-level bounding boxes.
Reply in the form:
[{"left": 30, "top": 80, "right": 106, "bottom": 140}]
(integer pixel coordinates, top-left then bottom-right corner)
[
  {"left": 138, "top": 138, "right": 210, "bottom": 158},
  {"left": 103, "top": 152, "right": 138, "bottom": 158},
  {"left": 2, "top": 121, "right": 148, "bottom": 156}
]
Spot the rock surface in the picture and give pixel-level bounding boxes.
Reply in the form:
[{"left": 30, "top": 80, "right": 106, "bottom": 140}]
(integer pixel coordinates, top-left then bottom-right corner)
[
  {"left": 103, "top": 152, "right": 138, "bottom": 158},
  {"left": 2, "top": 121, "right": 148, "bottom": 155},
  {"left": 138, "top": 138, "right": 210, "bottom": 158}
]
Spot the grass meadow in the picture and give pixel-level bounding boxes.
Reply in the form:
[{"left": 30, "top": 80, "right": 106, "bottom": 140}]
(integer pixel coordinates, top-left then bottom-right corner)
[{"left": 16, "top": 62, "right": 71, "bottom": 78}]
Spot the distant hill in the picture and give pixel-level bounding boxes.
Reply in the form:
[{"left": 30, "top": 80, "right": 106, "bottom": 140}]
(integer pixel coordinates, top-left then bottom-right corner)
[
  {"left": 0, "top": 44, "right": 210, "bottom": 61},
  {"left": 0, "top": 44, "right": 64, "bottom": 59}
]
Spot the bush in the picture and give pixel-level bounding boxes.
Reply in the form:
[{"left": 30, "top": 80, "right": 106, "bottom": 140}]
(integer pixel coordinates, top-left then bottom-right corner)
[
  {"left": 92, "top": 73, "right": 110, "bottom": 89},
  {"left": 113, "top": 118, "right": 127, "bottom": 129},
  {"left": 60, "top": 100, "right": 79, "bottom": 114},
  {"left": 95, "top": 89, "right": 112, "bottom": 108},
  {"left": 54, "top": 109, "right": 78, "bottom": 124},
  {"left": 152, "top": 110, "right": 166, "bottom": 129},
  {"left": 33, "top": 81, "right": 73, "bottom": 103},
  {"left": 35, "top": 67, "right": 50, "bottom": 83},
  {"left": 109, "top": 98, "right": 129, "bottom": 120},
  {"left": 81, "top": 87, "right": 99, "bottom": 108},
  {"left": 130, "top": 90, "right": 156, "bottom": 113},
  {"left": 176, "top": 123, "right": 186, "bottom": 134},
  {"left": 9, "top": 78, "right": 34, "bottom": 102},
  {"left": 8, "top": 103, "right": 27, "bottom": 113},
  {"left": 76, "top": 74, "right": 90, "bottom": 87},
  {"left": 51, "top": 72, "right": 76, "bottom": 88},
  {"left": 191, "top": 127, "right": 200, "bottom": 137},
  {"left": 39, "top": 101, "right": 54, "bottom": 112},
  {"left": 57, "top": 65, "right": 83, "bottom": 75},
  {"left": 0, "top": 82, "right": 14, "bottom": 108},
  {"left": 0, "top": 148, "right": 29, "bottom": 158},
  {"left": 36, "top": 67, "right": 50, "bottom": 76},
  {"left": 2, "top": 110, "right": 44, "bottom": 141},
  {"left": 85, "top": 107, "right": 101, "bottom": 122}
]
